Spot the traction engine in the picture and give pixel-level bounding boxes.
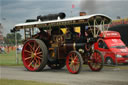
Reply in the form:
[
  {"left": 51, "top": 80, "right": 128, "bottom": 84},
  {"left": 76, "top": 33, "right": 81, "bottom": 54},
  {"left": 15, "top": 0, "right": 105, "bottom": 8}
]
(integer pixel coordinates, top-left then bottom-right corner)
[{"left": 11, "top": 12, "right": 111, "bottom": 74}]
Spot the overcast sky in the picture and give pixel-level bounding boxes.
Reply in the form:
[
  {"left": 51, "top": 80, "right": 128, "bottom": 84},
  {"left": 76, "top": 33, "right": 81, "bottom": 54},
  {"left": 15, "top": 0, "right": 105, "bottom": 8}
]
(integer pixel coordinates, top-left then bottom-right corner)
[{"left": 1, "top": 0, "right": 128, "bottom": 36}]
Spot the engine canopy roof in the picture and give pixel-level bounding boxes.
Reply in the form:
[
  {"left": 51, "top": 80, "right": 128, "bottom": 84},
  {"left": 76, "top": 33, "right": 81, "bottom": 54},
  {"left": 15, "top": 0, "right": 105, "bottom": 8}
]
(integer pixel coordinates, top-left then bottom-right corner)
[{"left": 14, "top": 14, "right": 112, "bottom": 31}]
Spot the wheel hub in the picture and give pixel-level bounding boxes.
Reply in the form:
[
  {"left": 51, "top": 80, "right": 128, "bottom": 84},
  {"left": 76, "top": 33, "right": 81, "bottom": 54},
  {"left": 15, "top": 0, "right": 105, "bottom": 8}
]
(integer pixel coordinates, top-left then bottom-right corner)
[
  {"left": 72, "top": 60, "right": 74, "bottom": 63},
  {"left": 31, "top": 52, "right": 35, "bottom": 58},
  {"left": 71, "top": 60, "right": 78, "bottom": 65}
]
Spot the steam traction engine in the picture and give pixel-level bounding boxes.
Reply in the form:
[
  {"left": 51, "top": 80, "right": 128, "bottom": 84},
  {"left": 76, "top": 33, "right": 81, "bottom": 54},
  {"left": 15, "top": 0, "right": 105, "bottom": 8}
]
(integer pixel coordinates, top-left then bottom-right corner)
[{"left": 11, "top": 13, "right": 111, "bottom": 74}]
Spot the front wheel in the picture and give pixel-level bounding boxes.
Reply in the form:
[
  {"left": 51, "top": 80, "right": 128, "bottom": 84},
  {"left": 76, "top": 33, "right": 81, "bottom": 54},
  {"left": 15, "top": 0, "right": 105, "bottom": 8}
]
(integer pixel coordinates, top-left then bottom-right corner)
[
  {"left": 66, "top": 51, "right": 83, "bottom": 74},
  {"left": 88, "top": 50, "right": 104, "bottom": 71}
]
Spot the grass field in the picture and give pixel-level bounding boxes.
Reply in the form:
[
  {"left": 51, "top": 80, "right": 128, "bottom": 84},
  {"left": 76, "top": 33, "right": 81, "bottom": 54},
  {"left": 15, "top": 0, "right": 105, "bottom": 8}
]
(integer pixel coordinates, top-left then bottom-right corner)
[
  {"left": 0, "top": 79, "right": 65, "bottom": 85},
  {"left": 0, "top": 50, "right": 23, "bottom": 66}
]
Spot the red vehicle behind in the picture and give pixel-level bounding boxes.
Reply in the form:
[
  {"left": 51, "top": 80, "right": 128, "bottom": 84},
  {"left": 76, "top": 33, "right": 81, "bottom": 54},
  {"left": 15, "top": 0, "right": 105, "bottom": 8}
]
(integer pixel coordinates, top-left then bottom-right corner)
[{"left": 94, "top": 31, "right": 128, "bottom": 65}]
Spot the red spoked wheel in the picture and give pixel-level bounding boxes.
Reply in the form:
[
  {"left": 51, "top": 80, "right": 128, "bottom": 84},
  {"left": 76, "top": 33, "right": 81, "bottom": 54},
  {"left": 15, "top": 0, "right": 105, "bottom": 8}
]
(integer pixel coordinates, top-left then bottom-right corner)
[
  {"left": 66, "top": 51, "right": 83, "bottom": 74},
  {"left": 88, "top": 50, "right": 104, "bottom": 71},
  {"left": 22, "top": 39, "right": 48, "bottom": 71}
]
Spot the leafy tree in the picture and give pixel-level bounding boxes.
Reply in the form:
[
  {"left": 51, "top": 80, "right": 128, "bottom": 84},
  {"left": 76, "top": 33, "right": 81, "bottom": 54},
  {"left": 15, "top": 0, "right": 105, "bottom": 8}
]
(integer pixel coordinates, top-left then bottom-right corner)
[{"left": 4, "top": 33, "right": 22, "bottom": 46}]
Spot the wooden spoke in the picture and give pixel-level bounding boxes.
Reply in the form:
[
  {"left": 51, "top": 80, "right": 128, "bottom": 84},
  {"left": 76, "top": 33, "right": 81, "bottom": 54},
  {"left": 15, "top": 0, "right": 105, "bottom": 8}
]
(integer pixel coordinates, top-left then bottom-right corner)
[
  {"left": 33, "top": 41, "right": 36, "bottom": 51},
  {"left": 34, "top": 63, "right": 37, "bottom": 69},
  {"left": 76, "top": 61, "right": 80, "bottom": 64},
  {"left": 95, "top": 64, "right": 99, "bottom": 69},
  {"left": 74, "top": 56, "right": 78, "bottom": 61},
  {"left": 70, "top": 64, "right": 73, "bottom": 69},
  {"left": 70, "top": 56, "right": 74, "bottom": 61},
  {"left": 37, "top": 54, "right": 42, "bottom": 57},
  {"left": 95, "top": 64, "right": 100, "bottom": 69},
  {"left": 36, "top": 55, "right": 42, "bottom": 60},
  {"left": 35, "top": 58, "right": 38, "bottom": 64},
  {"left": 73, "top": 53, "right": 76, "bottom": 57},
  {"left": 25, "top": 57, "right": 32, "bottom": 60},
  {"left": 74, "top": 56, "right": 77, "bottom": 60},
  {"left": 36, "top": 47, "right": 41, "bottom": 52},
  {"left": 69, "top": 63, "right": 73, "bottom": 67},
  {"left": 28, "top": 43, "right": 33, "bottom": 51},
  {"left": 76, "top": 64, "right": 79, "bottom": 69},
  {"left": 75, "top": 62, "right": 80, "bottom": 70},
  {"left": 35, "top": 46, "right": 40, "bottom": 52},
  {"left": 73, "top": 65, "right": 77, "bottom": 71},
  {"left": 34, "top": 59, "right": 38, "bottom": 69},
  {"left": 36, "top": 52, "right": 42, "bottom": 55},
  {"left": 28, "top": 60, "right": 33, "bottom": 67}
]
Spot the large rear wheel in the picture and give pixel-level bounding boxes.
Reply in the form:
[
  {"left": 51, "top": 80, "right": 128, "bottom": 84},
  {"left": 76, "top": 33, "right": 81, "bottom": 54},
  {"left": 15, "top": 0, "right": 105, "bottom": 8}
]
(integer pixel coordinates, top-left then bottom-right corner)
[
  {"left": 88, "top": 50, "right": 104, "bottom": 71},
  {"left": 22, "top": 39, "right": 48, "bottom": 71},
  {"left": 66, "top": 51, "right": 83, "bottom": 74}
]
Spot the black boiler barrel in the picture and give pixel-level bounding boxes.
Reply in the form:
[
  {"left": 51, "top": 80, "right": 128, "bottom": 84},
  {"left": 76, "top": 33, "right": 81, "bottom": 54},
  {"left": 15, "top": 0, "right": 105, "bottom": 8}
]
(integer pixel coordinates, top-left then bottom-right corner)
[
  {"left": 63, "top": 43, "right": 85, "bottom": 51},
  {"left": 37, "top": 12, "right": 66, "bottom": 21}
]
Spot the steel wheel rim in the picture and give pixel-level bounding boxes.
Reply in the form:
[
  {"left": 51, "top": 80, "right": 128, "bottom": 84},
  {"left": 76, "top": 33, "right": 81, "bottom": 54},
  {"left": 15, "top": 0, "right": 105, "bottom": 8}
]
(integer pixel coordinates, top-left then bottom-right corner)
[
  {"left": 22, "top": 40, "right": 43, "bottom": 71},
  {"left": 66, "top": 52, "right": 80, "bottom": 74},
  {"left": 89, "top": 51, "right": 102, "bottom": 71}
]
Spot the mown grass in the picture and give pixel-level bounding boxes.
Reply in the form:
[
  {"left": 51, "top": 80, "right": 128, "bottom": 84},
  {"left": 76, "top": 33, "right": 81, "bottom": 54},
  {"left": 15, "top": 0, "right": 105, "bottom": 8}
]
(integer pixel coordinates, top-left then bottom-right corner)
[
  {"left": 0, "top": 50, "right": 23, "bottom": 66},
  {"left": 0, "top": 79, "right": 65, "bottom": 85}
]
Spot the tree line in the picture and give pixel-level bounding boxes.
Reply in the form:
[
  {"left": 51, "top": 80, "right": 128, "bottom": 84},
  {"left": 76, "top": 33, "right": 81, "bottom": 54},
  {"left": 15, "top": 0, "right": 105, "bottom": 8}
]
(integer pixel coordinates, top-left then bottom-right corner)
[{"left": 4, "top": 33, "right": 22, "bottom": 46}]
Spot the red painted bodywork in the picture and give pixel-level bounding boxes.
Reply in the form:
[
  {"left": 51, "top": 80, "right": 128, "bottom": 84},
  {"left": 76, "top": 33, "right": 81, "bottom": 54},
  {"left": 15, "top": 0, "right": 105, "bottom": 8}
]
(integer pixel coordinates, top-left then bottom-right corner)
[{"left": 95, "top": 31, "right": 128, "bottom": 64}]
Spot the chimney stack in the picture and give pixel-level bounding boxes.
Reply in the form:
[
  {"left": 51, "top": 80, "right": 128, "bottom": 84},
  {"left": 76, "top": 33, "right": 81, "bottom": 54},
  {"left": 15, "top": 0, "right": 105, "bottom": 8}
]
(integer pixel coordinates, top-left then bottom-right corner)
[{"left": 80, "top": 12, "right": 86, "bottom": 16}]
